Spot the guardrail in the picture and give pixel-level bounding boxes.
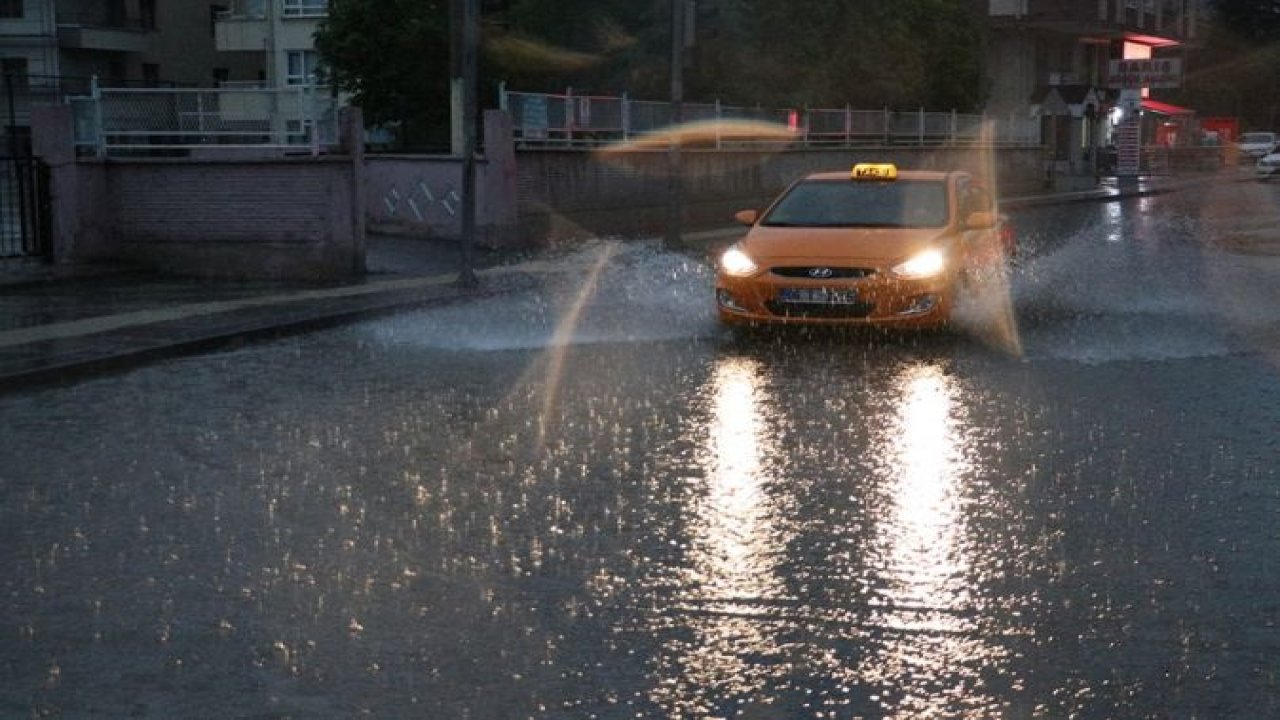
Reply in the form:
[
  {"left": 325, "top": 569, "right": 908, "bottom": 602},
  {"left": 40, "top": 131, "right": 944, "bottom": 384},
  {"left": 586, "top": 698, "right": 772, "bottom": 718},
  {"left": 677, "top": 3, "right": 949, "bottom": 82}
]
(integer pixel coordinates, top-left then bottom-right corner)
[
  {"left": 70, "top": 79, "right": 342, "bottom": 156},
  {"left": 500, "top": 86, "right": 1042, "bottom": 148}
]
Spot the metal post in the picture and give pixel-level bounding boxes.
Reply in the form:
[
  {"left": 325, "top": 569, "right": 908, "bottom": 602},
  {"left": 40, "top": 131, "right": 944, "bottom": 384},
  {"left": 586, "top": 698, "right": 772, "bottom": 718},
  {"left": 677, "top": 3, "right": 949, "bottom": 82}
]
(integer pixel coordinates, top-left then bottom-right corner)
[
  {"left": 665, "top": 0, "right": 685, "bottom": 249},
  {"left": 710, "top": 98, "right": 719, "bottom": 149},
  {"left": 455, "top": 0, "right": 479, "bottom": 287},
  {"left": 92, "top": 76, "right": 105, "bottom": 158},
  {"left": 621, "top": 92, "right": 630, "bottom": 141},
  {"left": 565, "top": 87, "right": 574, "bottom": 146}
]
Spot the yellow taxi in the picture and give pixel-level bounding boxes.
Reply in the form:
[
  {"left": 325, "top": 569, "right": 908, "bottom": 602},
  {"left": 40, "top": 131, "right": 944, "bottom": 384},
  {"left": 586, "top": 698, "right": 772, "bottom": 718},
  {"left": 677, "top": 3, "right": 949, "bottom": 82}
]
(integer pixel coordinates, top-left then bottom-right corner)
[{"left": 714, "top": 163, "right": 1014, "bottom": 329}]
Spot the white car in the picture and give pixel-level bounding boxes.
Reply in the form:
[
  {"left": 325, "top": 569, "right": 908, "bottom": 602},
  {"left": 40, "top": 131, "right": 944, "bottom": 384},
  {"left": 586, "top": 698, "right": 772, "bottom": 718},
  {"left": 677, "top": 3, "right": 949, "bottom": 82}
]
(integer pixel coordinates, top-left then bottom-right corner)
[
  {"left": 1237, "top": 131, "right": 1277, "bottom": 159},
  {"left": 1258, "top": 150, "right": 1280, "bottom": 181}
]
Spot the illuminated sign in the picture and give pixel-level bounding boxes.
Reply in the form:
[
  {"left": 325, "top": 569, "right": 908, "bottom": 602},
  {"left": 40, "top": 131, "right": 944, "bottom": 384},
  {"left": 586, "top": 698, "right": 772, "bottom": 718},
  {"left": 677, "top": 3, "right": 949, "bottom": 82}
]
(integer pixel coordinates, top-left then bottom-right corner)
[
  {"left": 1107, "top": 58, "right": 1182, "bottom": 88},
  {"left": 851, "top": 163, "right": 898, "bottom": 181}
]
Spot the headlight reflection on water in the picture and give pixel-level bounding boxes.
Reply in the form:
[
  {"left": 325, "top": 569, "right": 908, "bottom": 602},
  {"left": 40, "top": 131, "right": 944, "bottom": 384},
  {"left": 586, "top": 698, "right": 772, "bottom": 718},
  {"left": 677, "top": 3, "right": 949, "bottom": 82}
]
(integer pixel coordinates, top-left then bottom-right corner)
[
  {"left": 858, "top": 363, "right": 1012, "bottom": 718},
  {"left": 648, "top": 358, "right": 1023, "bottom": 718},
  {"left": 649, "top": 356, "right": 789, "bottom": 715}
]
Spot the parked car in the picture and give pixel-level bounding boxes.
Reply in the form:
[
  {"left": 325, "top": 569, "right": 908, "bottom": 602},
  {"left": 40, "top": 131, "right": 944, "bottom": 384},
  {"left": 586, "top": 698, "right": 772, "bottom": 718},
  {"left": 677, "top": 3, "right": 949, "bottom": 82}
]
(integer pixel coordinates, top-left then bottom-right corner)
[
  {"left": 1257, "top": 150, "right": 1280, "bottom": 181},
  {"left": 1236, "top": 131, "right": 1277, "bottom": 159},
  {"left": 714, "top": 163, "right": 1014, "bottom": 330}
]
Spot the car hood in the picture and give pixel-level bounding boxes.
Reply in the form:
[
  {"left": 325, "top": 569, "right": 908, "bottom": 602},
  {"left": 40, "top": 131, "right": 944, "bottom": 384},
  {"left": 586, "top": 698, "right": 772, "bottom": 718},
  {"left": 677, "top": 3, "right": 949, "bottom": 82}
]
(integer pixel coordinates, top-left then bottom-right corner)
[{"left": 740, "top": 226, "right": 952, "bottom": 266}]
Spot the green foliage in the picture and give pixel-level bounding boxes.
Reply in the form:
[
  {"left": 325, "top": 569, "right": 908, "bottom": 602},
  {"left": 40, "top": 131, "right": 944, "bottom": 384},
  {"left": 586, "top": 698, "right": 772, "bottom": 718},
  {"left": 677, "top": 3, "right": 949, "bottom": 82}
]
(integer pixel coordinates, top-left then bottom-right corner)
[
  {"left": 315, "top": 0, "right": 988, "bottom": 145},
  {"left": 726, "top": 0, "right": 984, "bottom": 110},
  {"left": 1211, "top": 0, "right": 1280, "bottom": 44},
  {"left": 1174, "top": 1, "right": 1280, "bottom": 128},
  {"left": 315, "top": 0, "right": 461, "bottom": 149}
]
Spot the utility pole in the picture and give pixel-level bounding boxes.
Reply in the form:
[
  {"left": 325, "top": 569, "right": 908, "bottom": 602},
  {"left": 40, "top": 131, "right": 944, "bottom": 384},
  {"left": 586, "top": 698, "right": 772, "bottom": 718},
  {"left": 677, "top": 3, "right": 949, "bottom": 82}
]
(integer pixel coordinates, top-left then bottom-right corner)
[
  {"left": 451, "top": 0, "right": 480, "bottom": 287},
  {"left": 665, "top": 0, "right": 687, "bottom": 249}
]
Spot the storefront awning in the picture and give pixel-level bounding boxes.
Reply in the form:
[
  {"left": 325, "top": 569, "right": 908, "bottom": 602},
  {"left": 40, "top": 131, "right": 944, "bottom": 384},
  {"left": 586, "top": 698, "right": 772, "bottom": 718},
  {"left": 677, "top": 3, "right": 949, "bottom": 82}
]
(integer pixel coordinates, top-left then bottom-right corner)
[{"left": 1141, "top": 99, "right": 1194, "bottom": 116}]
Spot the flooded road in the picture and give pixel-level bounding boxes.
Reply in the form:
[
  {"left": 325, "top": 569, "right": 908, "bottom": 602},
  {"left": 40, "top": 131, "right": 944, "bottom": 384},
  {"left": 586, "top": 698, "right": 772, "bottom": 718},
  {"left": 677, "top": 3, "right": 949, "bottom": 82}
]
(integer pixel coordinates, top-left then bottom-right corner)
[{"left": 3, "top": 182, "right": 1280, "bottom": 718}]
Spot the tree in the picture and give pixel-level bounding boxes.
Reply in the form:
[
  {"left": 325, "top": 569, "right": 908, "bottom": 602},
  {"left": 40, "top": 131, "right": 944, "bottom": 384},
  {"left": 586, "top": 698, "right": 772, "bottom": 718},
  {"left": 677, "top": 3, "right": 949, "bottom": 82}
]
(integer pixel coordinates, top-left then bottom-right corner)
[
  {"left": 1174, "top": 0, "right": 1280, "bottom": 128},
  {"left": 709, "top": 0, "right": 984, "bottom": 110},
  {"left": 1211, "top": 0, "right": 1280, "bottom": 44},
  {"left": 315, "top": 0, "right": 988, "bottom": 146},
  {"left": 314, "top": 0, "right": 452, "bottom": 149}
]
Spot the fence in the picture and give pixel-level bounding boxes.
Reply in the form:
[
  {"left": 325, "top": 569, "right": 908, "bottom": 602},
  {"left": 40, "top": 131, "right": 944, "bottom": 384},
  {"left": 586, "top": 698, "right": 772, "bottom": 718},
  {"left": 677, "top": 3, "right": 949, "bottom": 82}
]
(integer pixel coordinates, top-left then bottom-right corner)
[
  {"left": 500, "top": 86, "right": 1041, "bottom": 149},
  {"left": 0, "top": 149, "right": 51, "bottom": 260},
  {"left": 70, "top": 80, "right": 343, "bottom": 156}
]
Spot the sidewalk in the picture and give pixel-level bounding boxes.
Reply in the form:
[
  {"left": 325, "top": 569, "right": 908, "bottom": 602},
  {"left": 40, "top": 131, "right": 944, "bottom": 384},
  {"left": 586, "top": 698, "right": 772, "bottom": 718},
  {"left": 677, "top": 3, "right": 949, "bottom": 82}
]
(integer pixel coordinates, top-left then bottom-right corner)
[{"left": 0, "top": 172, "right": 1211, "bottom": 393}]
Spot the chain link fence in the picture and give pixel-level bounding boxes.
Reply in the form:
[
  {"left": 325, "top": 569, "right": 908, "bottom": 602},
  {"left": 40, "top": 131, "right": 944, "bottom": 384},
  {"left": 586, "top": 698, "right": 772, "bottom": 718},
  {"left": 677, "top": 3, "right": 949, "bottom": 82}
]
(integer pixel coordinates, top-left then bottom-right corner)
[
  {"left": 70, "top": 82, "right": 342, "bottom": 156},
  {"left": 500, "top": 86, "right": 1040, "bottom": 149}
]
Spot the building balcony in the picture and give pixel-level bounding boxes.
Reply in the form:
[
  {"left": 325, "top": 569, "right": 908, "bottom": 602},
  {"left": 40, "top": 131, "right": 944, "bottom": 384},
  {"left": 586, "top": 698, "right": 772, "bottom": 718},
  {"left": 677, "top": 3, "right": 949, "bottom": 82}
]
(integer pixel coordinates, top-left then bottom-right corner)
[
  {"left": 56, "top": 13, "right": 153, "bottom": 53},
  {"left": 215, "top": 0, "right": 328, "bottom": 52},
  {"left": 215, "top": 14, "right": 268, "bottom": 52}
]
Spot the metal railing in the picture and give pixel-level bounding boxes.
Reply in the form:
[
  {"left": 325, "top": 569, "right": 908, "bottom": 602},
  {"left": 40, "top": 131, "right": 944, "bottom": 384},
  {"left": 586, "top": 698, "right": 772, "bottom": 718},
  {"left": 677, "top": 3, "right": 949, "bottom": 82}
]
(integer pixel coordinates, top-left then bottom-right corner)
[
  {"left": 500, "top": 86, "right": 1041, "bottom": 148},
  {"left": 70, "top": 79, "right": 342, "bottom": 156},
  {"left": 216, "top": 0, "right": 328, "bottom": 19}
]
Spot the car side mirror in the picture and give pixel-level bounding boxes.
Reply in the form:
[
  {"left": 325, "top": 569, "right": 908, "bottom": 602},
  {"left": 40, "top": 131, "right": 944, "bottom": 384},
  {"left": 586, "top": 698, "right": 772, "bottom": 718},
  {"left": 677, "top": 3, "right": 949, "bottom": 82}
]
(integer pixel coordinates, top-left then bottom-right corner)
[
  {"left": 735, "top": 209, "right": 759, "bottom": 226},
  {"left": 965, "top": 211, "right": 996, "bottom": 229}
]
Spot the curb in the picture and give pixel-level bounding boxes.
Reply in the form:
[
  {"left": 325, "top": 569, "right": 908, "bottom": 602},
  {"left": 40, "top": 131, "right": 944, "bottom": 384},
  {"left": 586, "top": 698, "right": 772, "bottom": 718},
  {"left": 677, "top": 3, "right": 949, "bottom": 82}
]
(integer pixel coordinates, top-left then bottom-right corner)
[{"left": 0, "top": 272, "right": 536, "bottom": 394}]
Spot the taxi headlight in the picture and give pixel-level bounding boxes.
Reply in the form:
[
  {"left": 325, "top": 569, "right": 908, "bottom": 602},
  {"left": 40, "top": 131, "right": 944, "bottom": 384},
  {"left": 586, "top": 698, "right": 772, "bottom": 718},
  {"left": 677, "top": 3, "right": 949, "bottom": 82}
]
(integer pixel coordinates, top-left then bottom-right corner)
[
  {"left": 719, "top": 245, "right": 760, "bottom": 277},
  {"left": 891, "top": 248, "right": 947, "bottom": 279}
]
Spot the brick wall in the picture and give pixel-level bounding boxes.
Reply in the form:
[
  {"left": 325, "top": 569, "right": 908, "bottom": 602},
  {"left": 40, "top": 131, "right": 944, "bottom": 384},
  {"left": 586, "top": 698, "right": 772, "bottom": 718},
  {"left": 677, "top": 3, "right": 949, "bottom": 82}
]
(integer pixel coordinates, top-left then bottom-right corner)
[
  {"left": 103, "top": 159, "right": 361, "bottom": 279},
  {"left": 110, "top": 162, "right": 344, "bottom": 244},
  {"left": 33, "top": 104, "right": 366, "bottom": 281}
]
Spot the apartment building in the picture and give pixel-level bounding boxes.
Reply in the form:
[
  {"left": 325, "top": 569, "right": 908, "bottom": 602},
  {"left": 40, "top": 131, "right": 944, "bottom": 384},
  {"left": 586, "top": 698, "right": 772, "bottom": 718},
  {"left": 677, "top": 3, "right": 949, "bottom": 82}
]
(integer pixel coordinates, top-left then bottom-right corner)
[
  {"left": 1, "top": 0, "right": 257, "bottom": 131},
  {"left": 985, "top": 0, "right": 1209, "bottom": 171},
  {"left": 214, "top": 0, "right": 328, "bottom": 88}
]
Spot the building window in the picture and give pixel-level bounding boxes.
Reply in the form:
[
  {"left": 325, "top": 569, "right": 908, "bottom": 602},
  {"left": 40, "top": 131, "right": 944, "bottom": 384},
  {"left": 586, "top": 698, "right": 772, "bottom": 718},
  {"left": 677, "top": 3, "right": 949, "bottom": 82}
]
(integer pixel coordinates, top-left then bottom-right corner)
[
  {"left": 282, "top": 0, "right": 327, "bottom": 17},
  {"left": 210, "top": 4, "right": 228, "bottom": 36},
  {"left": 0, "top": 0, "right": 23, "bottom": 19},
  {"left": 142, "top": 63, "right": 160, "bottom": 86},
  {"left": 1, "top": 57, "right": 29, "bottom": 89},
  {"left": 140, "top": 0, "right": 156, "bottom": 29},
  {"left": 213, "top": 67, "right": 230, "bottom": 85},
  {"left": 285, "top": 50, "right": 320, "bottom": 85}
]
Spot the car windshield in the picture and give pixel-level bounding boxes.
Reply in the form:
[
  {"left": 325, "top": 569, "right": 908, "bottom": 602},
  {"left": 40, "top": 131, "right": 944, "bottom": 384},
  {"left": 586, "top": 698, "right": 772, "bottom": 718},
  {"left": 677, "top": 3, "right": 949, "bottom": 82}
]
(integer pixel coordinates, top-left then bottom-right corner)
[
  {"left": 761, "top": 178, "right": 949, "bottom": 228},
  {"left": 1240, "top": 132, "right": 1275, "bottom": 144}
]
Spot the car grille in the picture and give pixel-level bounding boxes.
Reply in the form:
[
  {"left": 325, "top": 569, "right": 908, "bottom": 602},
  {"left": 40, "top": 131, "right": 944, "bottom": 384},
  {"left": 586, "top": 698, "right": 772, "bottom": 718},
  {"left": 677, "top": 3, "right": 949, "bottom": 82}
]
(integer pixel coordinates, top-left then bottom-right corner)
[
  {"left": 764, "top": 301, "right": 877, "bottom": 319},
  {"left": 771, "top": 266, "right": 876, "bottom": 279}
]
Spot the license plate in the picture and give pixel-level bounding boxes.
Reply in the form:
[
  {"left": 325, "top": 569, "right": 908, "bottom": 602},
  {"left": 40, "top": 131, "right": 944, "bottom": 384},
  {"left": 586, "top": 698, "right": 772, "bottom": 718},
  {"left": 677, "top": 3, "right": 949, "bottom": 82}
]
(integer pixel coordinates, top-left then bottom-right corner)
[{"left": 778, "top": 287, "right": 859, "bottom": 304}]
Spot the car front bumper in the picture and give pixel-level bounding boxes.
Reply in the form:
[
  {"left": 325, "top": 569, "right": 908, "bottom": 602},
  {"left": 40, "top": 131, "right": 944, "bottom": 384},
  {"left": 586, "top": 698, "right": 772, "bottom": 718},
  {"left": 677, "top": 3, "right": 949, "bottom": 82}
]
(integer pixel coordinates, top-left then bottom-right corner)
[{"left": 715, "top": 272, "right": 955, "bottom": 328}]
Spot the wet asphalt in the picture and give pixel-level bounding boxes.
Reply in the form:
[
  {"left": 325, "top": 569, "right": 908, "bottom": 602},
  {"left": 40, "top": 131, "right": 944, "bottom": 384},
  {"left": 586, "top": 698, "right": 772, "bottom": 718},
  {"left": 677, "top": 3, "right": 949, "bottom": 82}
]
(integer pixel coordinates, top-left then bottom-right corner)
[{"left": 0, "top": 173, "right": 1205, "bottom": 394}]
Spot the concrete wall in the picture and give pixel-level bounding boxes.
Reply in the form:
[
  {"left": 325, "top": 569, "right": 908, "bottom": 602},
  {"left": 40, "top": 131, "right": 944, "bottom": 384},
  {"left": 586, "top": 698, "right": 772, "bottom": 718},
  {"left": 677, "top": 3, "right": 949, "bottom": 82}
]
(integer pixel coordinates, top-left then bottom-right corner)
[
  {"left": 32, "top": 104, "right": 366, "bottom": 280},
  {"left": 364, "top": 110, "right": 519, "bottom": 248},
  {"left": 515, "top": 144, "right": 1047, "bottom": 243},
  {"left": 367, "top": 110, "right": 1044, "bottom": 248}
]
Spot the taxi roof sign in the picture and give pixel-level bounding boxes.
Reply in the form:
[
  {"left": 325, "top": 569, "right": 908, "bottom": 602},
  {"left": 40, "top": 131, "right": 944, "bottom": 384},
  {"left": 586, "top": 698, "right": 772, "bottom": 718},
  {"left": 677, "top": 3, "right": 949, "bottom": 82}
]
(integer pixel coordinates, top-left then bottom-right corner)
[{"left": 851, "top": 163, "right": 897, "bottom": 181}]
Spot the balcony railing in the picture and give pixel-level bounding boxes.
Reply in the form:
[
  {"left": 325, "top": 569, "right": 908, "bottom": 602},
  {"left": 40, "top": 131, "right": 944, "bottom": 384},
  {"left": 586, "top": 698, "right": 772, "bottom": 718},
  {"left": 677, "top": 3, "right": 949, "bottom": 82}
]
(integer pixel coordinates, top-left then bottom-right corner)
[
  {"left": 283, "top": 0, "right": 328, "bottom": 17},
  {"left": 215, "top": 0, "right": 328, "bottom": 20}
]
